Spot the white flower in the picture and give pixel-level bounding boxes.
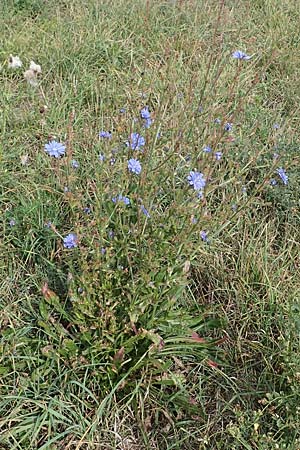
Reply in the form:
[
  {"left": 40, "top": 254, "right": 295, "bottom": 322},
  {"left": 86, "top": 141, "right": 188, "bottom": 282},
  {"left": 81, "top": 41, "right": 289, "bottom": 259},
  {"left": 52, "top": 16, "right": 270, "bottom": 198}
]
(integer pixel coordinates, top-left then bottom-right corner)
[
  {"left": 29, "top": 60, "right": 42, "bottom": 74},
  {"left": 20, "top": 154, "right": 29, "bottom": 165},
  {"left": 24, "top": 60, "right": 42, "bottom": 86},
  {"left": 24, "top": 69, "right": 38, "bottom": 86},
  {"left": 8, "top": 55, "right": 22, "bottom": 69}
]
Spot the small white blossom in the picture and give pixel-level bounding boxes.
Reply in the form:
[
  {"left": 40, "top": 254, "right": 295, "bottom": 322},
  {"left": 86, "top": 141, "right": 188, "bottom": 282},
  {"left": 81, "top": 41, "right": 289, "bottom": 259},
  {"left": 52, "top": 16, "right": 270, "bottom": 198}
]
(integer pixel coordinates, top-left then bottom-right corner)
[
  {"left": 20, "top": 154, "right": 29, "bottom": 165},
  {"left": 8, "top": 55, "right": 22, "bottom": 69},
  {"left": 24, "top": 69, "right": 38, "bottom": 86},
  {"left": 29, "top": 60, "right": 42, "bottom": 74}
]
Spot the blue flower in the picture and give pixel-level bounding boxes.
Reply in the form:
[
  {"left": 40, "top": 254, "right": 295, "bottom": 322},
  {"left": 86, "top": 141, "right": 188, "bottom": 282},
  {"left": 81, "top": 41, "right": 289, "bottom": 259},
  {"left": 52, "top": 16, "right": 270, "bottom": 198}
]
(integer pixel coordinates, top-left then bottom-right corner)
[
  {"left": 9, "top": 218, "right": 16, "bottom": 227},
  {"left": 140, "top": 205, "right": 150, "bottom": 217},
  {"left": 112, "top": 194, "right": 130, "bottom": 205},
  {"left": 140, "top": 106, "right": 151, "bottom": 120},
  {"left": 63, "top": 233, "right": 78, "bottom": 248},
  {"left": 214, "top": 118, "right": 221, "bottom": 124},
  {"left": 99, "top": 130, "right": 112, "bottom": 139},
  {"left": 122, "top": 196, "right": 130, "bottom": 205},
  {"left": 203, "top": 146, "right": 212, "bottom": 153},
  {"left": 126, "top": 133, "right": 145, "bottom": 150},
  {"left": 120, "top": 108, "right": 126, "bottom": 113},
  {"left": 108, "top": 230, "right": 114, "bottom": 239},
  {"left": 276, "top": 167, "right": 288, "bottom": 185},
  {"left": 45, "top": 221, "right": 52, "bottom": 228},
  {"left": 232, "top": 50, "right": 251, "bottom": 60},
  {"left": 200, "top": 230, "right": 209, "bottom": 242},
  {"left": 101, "top": 247, "right": 106, "bottom": 255},
  {"left": 110, "top": 157, "right": 116, "bottom": 165},
  {"left": 71, "top": 159, "right": 79, "bottom": 168},
  {"left": 270, "top": 179, "right": 277, "bottom": 186},
  {"left": 224, "top": 122, "right": 233, "bottom": 131},
  {"left": 99, "top": 153, "right": 105, "bottom": 162},
  {"left": 143, "top": 118, "right": 152, "bottom": 128},
  {"left": 140, "top": 107, "right": 152, "bottom": 128},
  {"left": 215, "top": 151, "right": 223, "bottom": 161},
  {"left": 44, "top": 140, "right": 66, "bottom": 158},
  {"left": 273, "top": 123, "right": 280, "bottom": 130},
  {"left": 83, "top": 207, "right": 91, "bottom": 214},
  {"left": 187, "top": 170, "right": 206, "bottom": 192},
  {"left": 128, "top": 158, "right": 142, "bottom": 175}
]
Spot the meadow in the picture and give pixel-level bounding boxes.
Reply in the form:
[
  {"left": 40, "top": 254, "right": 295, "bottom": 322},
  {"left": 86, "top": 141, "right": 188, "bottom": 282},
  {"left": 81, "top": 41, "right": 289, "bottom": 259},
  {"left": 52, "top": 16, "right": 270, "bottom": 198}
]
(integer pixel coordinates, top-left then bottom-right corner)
[{"left": 1, "top": 0, "right": 300, "bottom": 448}]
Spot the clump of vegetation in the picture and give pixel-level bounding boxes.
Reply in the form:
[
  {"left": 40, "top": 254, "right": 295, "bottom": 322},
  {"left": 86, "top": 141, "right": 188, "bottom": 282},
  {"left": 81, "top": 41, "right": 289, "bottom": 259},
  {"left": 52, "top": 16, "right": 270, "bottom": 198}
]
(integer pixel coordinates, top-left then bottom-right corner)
[{"left": 0, "top": 1, "right": 300, "bottom": 449}]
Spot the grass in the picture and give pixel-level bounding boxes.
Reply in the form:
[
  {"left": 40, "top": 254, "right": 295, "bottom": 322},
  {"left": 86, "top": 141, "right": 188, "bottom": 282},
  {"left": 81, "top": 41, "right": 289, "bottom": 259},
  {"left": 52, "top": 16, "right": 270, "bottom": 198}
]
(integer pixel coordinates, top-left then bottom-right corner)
[{"left": 1, "top": 0, "right": 300, "bottom": 448}]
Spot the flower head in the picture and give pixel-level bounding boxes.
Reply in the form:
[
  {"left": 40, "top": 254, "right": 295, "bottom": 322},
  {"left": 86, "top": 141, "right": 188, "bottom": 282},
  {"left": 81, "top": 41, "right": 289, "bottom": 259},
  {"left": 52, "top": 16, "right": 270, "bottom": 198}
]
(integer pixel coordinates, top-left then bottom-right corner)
[
  {"left": 20, "top": 154, "right": 29, "bottom": 165},
  {"left": 99, "top": 130, "right": 112, "bottom": 139},
  {"left": 224, "top": 122, "right": 233, "bottom": 131},
  {"left": 98, "top": 153, "right": 105, "bottom": 162},
  {"left": 276, "top": 167, "right": 288, "bottom": 185},
  {"left": 187, "top": 170, "right": 206, "bottom": 192},
  {"left": 140, "top": 106, "right": 151, "bottom": 120},
  {"left": 24, "top": 61, "right": 41, "bottom": 87},
  {"left": 200, "top": 230, "right": 209, "bottom": 242},
  {"left": 143, "top": 118, "right": 152, "bottom": 128},
  {"left": 203, "top": 146, "right": 212, "bottom": 153},
  {"left": 112, "top": 194, "right": 130, "bottom": 205},
  {"left": 9, "top": 219, "right": 16, "bottom": 227},
  {"left": 232, "top": 50, "right": 251, "bottom": 60},
  {"left": 29, "top": 60, "right": 42, "bottom": 74},
  {"left": 24, "top": 69, "right": 38, "bottom": 86},
  {"left": 140, "top": 107, "right": 152, "bottom": 128},
  {"left": 215, "top": 151, "right": 223, "bottom": 161},
  {"left": 126, "top": 133, "right": 145, "bottom": 150},
  {"left": 122, "top": 196, "right": 131, "bottom": 205},
  {"left": 71, "top": 159, "right": 79, "bottom": 168},
  {"left": 63, "top": 233, "right": 78, "bottom": 249},
  {"left": 140, "top": 205, "right": 150, "bottom": 218},
  {"left": 44, "top": 140, "right": 66, "bottom": 158},
  {"left": 8, "top": 55, "right": 22, "bottom": 68},
  {"left": 128, "top": 158, "right": 142, "bottom": 175}
]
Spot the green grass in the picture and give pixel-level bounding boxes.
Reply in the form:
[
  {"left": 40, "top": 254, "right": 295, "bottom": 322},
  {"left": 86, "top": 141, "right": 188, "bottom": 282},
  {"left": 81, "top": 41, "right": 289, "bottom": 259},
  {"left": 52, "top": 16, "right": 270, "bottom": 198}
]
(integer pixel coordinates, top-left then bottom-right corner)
[{"left": 1, "top": 0, "right": 300, "bottom": 448}]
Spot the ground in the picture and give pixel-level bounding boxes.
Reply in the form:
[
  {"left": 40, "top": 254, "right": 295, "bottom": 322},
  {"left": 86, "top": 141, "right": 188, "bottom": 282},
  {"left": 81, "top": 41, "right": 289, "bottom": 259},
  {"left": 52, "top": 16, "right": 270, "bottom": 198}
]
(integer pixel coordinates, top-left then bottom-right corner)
[{"left": 0, "top": 0, "right": 300, "bottom": 449}]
